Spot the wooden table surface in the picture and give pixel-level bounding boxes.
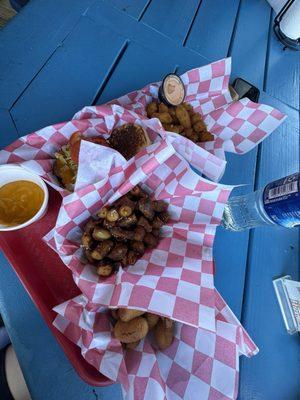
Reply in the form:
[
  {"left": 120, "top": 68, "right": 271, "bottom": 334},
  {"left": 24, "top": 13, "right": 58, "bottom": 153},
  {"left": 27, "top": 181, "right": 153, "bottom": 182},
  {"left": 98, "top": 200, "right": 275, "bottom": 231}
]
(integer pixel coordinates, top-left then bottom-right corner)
[{"left": 0, "top": 1, "right": 299, "bottom": 399}]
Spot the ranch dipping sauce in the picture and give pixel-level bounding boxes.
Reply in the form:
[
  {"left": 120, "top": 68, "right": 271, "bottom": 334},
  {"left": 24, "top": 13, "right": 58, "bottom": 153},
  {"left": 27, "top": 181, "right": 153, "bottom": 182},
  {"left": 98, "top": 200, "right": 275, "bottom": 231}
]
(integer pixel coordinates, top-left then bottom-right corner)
[
  {"left": 158, "top": 74, "right": 185, "bottom": 106},
  {"left": 0, "top": 180, "right": 45, "bottom": 227}
]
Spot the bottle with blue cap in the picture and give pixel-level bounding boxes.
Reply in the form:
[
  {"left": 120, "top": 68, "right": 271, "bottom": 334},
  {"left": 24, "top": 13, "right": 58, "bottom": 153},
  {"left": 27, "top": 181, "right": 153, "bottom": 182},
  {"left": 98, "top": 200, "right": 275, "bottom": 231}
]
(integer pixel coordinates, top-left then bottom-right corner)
[{"left": 222, "top": 172, "right": 300, "bottom": 231}]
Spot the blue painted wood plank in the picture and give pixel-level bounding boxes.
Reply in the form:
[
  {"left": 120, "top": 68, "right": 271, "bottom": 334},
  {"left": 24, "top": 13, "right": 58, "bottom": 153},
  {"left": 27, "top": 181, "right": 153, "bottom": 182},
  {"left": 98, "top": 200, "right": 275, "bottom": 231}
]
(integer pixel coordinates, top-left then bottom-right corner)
[
  {"left": 239, "top": 92, "right": 300, "bottom": 400},
  {"left": 10, "top": 17, "right": 127, "bottom": 135},
  {"left": 103, "top": 0, "right": 149, "bottom": 19},
  {"left": 0, "top": 253, "right": 122, "bottom": 400},
  {"left": 0, "top": 109, "right": 19, "bottom": 146},
  {"left": 142, "top": 0, "right": 199, "bottom": 44},
  {"left": 11, "top": 3, "right": 210, "bottom": 135},
  {"left": 266, "top": 11, "right": 300, "bottom": 110},
  {"left": 214, "top": 151, "right": 257, "bottom": 318},
  {"left": 214, "top": 0, "right": 272, "bottom": 319},
  {"left": 185, "top": 0, "right": 240, "bottom": 60},
  {"left": 229, "top": 0, "right": 271, "bottom": 89},
  {"left": 215, "top": 99, "right": 297, "bottom": 324},
  {"left": 85, "top": 1, "right": 209, "bottom": 66},
  {"left": 84, "top": 1, "right": 213, "bottom": 104},
  {"left": 97, "top": 41, "right": 177, "bottom": 105},
  {"left": 0, "top": 0, "right": 94, "bottom": 109}
]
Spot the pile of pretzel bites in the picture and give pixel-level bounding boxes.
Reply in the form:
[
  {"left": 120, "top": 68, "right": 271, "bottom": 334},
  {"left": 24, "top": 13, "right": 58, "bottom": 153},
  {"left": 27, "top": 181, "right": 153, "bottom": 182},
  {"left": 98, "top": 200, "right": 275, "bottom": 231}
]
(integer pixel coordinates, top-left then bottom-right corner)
[{"left": 82, "top": 186, "right": 169, "bottom": 276}]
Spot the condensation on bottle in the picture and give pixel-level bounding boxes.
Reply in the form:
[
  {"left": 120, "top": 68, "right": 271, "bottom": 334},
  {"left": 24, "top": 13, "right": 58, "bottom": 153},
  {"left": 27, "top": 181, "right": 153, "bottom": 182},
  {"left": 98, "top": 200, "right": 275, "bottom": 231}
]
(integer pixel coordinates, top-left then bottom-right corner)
[{"left": 222, "top": 172, "right": 300, "bottom": 231}]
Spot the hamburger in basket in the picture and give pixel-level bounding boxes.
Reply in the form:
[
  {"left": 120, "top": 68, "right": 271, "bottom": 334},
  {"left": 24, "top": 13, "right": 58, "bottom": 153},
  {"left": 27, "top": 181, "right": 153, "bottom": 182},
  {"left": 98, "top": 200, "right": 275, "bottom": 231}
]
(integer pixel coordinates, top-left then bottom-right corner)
[
  {"left": 53, "top": 123, "right": 151, "bottom": 191},
  {"left": 0, "top": 104, "right": 162, "bottom": 195}
]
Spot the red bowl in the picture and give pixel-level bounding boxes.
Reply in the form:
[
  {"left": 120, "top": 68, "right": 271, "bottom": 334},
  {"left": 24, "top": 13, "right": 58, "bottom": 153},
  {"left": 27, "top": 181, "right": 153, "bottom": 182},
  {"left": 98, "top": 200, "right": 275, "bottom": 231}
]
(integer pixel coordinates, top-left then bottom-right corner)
[{"left": 0, "top": 186, "right": 112, "bottom": 386}]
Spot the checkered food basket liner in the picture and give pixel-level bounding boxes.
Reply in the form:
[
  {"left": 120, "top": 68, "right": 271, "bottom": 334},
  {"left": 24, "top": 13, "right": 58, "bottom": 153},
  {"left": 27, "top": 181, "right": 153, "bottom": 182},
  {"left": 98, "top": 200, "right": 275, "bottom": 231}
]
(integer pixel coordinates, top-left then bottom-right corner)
[
  {"left": 105, "top": 57, "right": 286, "bottom": 180},
  {"left": 73, "top": 105, "right": 226, "bottom": 183},
  {"left": 0, "top": 58, "right": 285, "bottom": 186},
  {"left": 0, "top": 117, "right": 96, "bottom": 195},
  {"left": 44, "top": 137, "right": 234, "bottom": 332},
  {"left": 0, "top": 103, "right": 225, "bottom": 190},
  {"left": 52, "top": 289, "right": 258, "bottom": 400}
]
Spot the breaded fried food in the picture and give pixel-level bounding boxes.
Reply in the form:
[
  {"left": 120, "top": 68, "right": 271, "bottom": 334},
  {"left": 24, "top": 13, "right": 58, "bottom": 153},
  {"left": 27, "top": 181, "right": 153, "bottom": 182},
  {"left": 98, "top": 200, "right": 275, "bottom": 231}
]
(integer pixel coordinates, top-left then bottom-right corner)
[
  {"left": 146, "top": 101, "right": 214, "bottom": 144},
  {"left": 152, "top": 112, "right": 173, "bottom": 124},
  {"left": 175, "top": 105, "right": 191, "bottom": 128},
  {"left": 146, "top": 101, "right": 158, "bottom": 117}
]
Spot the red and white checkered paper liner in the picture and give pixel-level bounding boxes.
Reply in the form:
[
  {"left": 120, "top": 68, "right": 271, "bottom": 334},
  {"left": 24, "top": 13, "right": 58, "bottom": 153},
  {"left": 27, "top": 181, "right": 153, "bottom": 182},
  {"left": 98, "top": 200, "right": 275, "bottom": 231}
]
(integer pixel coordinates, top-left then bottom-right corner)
[
  {"left": 52, "top": 289, "right": 258, "bottom": 400},
  {"left": 73, "top": 105, "right": 225, "bottom": 183},
  {"left": 0, "top": 104, "right": 177, "bottom": 193},
  {"left": 107, "top": 57, "right": 286, "bottom": 179},
  {"left": 44, "top": 137, "right": 235, "bottom": 332},
  {"left": 0, "top": 58, "right": 286, "bottom": 185},
  {"left": 0, "top": 118, "right": 93, "bottom": 196},
  {"left": 0, "top": 102, "right": 227, "bottom": 194}
]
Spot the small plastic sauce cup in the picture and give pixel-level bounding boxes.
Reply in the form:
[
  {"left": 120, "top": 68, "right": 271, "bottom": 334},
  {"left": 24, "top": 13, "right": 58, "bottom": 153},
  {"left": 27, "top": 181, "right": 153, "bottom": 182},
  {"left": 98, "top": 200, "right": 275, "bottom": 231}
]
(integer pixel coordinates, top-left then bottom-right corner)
[{"left": 0, "top": 165, "right": 49, "bottom": 231}]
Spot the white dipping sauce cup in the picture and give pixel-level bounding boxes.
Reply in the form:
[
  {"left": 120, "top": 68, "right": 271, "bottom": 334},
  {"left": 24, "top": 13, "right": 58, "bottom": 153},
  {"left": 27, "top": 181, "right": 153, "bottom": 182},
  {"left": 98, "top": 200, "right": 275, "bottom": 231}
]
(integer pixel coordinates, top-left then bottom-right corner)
[{"left": 0, "top": 165, "right": 49, "bottom": 231}]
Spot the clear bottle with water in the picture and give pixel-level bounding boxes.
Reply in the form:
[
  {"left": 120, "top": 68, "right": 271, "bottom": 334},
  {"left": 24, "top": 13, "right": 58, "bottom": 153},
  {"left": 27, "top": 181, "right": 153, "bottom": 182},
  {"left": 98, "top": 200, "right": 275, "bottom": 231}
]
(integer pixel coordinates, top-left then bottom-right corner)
[{"left": 222, "top": 172, "right": 300, "bottom": 231}]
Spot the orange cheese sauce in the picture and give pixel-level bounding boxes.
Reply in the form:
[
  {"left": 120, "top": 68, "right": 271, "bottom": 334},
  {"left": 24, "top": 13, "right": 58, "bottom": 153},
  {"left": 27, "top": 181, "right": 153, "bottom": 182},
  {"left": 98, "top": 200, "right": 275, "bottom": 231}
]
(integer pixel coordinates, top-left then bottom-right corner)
[{"left": 0, "top": 180, "right": 44, "bottom": 226}]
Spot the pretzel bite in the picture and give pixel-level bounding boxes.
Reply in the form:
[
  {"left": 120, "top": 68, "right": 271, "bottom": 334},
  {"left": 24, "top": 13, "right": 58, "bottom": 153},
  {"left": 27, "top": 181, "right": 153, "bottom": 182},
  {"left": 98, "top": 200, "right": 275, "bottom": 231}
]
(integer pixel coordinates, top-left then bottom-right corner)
[
  {"left": 154, "top": 318, "right": 174, "bottom": 350},
  {"left": 118, "top": 309, "right": 145, "bottom": 322},
  {"left": 114, "top": 317, "right": 149, "bottom": 343}
]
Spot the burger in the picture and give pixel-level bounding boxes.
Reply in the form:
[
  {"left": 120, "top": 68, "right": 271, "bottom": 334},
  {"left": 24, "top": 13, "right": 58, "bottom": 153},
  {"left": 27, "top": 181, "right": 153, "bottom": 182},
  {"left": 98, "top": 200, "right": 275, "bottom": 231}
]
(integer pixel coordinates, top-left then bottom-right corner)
[
  {"left": 53, "top": 124, "right": 151, "bottom": 191},
  {"left": 53, "top": 132, "right": 109, "bottom": 191}
]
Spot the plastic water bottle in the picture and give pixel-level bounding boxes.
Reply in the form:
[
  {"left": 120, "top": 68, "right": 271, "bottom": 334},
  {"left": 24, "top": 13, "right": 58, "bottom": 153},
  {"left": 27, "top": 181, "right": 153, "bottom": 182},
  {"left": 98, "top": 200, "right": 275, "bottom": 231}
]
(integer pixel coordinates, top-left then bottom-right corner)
[{"left": 222, "top": 172, "right": 300, "bottom": 231}]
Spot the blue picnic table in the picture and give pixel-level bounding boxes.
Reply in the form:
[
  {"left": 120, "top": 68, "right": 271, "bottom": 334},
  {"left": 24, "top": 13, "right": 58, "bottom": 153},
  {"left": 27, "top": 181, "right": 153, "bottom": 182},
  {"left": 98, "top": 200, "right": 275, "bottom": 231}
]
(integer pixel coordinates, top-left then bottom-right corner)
[{"left": 0, "top": 1, "right": 299, "bottom": 399}]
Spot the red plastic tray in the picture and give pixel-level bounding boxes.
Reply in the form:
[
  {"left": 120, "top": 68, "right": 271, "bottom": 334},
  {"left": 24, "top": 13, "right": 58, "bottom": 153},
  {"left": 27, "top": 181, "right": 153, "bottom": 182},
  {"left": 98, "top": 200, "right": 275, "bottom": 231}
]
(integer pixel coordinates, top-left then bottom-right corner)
[{"left": 0, "top": 186, "right": 112, "bottom": 387}]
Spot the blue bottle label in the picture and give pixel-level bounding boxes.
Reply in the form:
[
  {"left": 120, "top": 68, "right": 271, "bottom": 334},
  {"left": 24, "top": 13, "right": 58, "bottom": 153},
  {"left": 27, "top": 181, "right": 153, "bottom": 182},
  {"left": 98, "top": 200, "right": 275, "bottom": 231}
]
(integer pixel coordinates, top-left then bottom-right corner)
[{"left": 263, "top": 173, "right": 300, "bottom": 228}]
